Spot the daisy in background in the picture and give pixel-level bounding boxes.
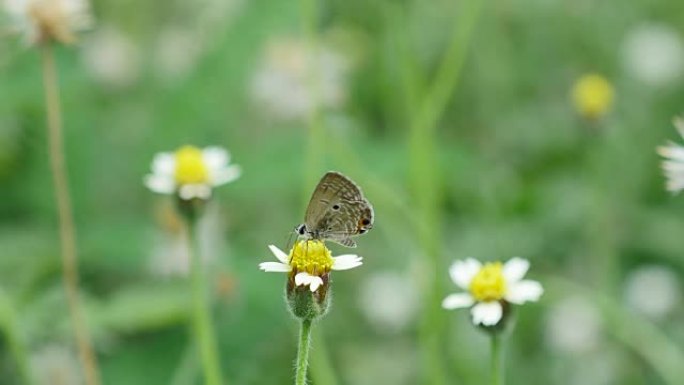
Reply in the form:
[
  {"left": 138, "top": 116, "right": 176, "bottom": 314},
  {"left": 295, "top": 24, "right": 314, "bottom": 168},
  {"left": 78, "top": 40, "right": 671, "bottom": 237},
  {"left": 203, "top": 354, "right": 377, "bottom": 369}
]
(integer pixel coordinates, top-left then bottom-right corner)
[
  {"left": 144, "top": 145, "right": 241, "bottom": 201},
  {"left": 442, "top": 257, "right": 543, "bottom": 327},
  {"left": 657, "top": 117, "right": 684, "bottom": 193},
  {"left": 260, "top": 240, "right": 362, "bottom": 293},
  {"left": 3, "top": 0, "right": 93, "bottom": 45},
  {"left": 443, "top": 257, "right": 543, "bottom": 385}
]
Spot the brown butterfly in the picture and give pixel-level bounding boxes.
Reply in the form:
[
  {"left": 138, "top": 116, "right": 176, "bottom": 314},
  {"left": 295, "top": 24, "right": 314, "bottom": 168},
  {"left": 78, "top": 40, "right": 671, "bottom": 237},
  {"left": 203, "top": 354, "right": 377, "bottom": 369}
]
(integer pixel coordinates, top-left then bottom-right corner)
[{"left": 295, "top": 171, "right": 374, "bottom": 247}]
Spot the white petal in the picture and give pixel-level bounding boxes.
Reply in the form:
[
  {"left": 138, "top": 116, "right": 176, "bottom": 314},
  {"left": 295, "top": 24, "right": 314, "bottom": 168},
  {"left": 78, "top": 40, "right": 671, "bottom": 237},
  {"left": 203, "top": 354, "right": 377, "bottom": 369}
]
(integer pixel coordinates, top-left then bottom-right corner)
[
  {"left": 151, "top": 152, "right": 175, "bottom": 176},
  {"left": 471, "top": 302, "right": 503, "bottom": 326},
  {"left": 179, "top": 184, "right": 212, "bottom": 200},
  {"left": 211, "top": 165, "right": 242, "bottom": 186},
  {"left": 259, "top": 262, "right": 291, "bottom": 272},
  {"left": 294, "top": 272, "right": 312, "bottom": 286},
  {"left": 503, "top": 257, "right": 530, "bottom": 284},
  {"left": 332, "top": 254, "right": 363, "bottom": 270},
  {"left": 657, "top": 143, "right": 684, "bottom": 162},
  {"left": 505, "top": 280, "right": 544, "bottom": 304},
  {"left": 449, "top": 258, "right": 482, "bottom": 289},
  {"left": 442, "top": 293, "right": 474, "bottom": 310},
  {"left": 144, "top": 174, "right": 175, "bottom": 194},
  {"left": 268, "top": 245, "right": 289, "bottom": 264},
  {"left": 309, "top": 276, "right": 324, "bottom": 292},
  {"left": 202, "top": 147, "right": 230, "bottom": 169}
]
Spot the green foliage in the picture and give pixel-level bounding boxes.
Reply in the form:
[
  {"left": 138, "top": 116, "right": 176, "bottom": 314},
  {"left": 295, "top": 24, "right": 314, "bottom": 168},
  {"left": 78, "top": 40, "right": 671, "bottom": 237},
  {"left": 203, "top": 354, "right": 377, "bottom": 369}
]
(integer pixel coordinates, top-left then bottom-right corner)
[{"left": 1, "top": 0, "right": 684, "bottom": 384}]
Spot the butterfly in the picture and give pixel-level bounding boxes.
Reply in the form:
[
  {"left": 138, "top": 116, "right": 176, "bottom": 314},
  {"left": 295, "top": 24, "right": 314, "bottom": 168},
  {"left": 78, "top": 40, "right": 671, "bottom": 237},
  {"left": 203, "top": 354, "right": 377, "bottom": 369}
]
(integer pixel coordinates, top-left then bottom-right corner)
[{"left": 294, "top": 171, "right": 374, "bottom": 248}]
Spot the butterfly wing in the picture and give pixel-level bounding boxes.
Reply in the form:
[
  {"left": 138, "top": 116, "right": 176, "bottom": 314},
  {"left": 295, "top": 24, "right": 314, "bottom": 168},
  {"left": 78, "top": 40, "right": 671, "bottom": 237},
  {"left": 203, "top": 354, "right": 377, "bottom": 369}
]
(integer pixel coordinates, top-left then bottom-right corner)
[{"left": 304, "top": 171, "right": 374, "bottom": 247}]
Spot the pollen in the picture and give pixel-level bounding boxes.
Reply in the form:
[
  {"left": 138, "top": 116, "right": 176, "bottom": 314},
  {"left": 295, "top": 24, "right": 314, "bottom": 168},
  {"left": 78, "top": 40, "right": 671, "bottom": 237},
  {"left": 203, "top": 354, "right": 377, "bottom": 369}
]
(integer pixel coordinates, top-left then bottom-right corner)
[
  {"left": 469, "top": 262, "right": 506, "bottom": 302},
  {"left": 571, "top": 73, "right": 614, "bottom": 120},
  {"left": 174, "top": 146, "right": 209, "bottom": 185},
  {"left": 289, "top": 240, "right": 334, "bottom": 275}
]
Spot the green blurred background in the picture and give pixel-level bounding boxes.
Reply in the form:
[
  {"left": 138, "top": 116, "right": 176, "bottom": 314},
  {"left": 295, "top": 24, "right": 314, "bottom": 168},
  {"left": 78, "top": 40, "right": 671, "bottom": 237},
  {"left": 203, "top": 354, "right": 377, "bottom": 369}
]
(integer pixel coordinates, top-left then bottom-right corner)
[{"left": 1, "top": 0, "right": 684, "bottom": 384}]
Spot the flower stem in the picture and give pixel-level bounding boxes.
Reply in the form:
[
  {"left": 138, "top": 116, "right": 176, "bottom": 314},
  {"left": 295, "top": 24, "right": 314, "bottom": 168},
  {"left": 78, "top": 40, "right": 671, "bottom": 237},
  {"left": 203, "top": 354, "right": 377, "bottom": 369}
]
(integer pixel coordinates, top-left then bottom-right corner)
[
  {"left": 40, "top": 43, "right": 101, "bottom": 385},
  {"left": 0, "top": 290, "right": 33, "bottom": 385},
  {"left": 186, "top": 217, "right": 224, "bottom": 385},
  {"left": 295, "top": 319, "right": 313, "bottom": 385},
  {"left": 490, "top": 334, "right": 503, "bottom": 385}
]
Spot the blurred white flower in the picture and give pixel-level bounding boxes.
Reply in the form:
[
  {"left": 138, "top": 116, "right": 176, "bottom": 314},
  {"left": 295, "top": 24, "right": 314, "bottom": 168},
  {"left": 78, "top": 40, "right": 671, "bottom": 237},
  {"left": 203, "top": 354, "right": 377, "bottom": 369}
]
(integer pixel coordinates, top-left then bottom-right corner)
[
  {"left": 149, "top": 203, "right": 223, "bottom": 277},
  {"left": 442, "top": 257, "right": 543, "bottom": 326},
  {"left": 545, "top": 296, "right": 601, "bottom": 354},
  {"left": 624, "top": 265, "right": 681, "bottom": 319},
  {"left": 154, "top": 28, "right": 203, "bottom": 82},
  {"left": 657, "top": 117, "right": 684, "bottom": 193},
  {"left": 144, "top": 145, "right": 241, "bottom": 201},
  {"left": 81, "top": 26, "right": 140, "bottom": 89},
  {"left": 31, "top": 344, "right": 83, "bottom": 385},
  {"left": 3, "top": 0, "right": 93, "bottom": 45},
  {"left": 358, "top": 271, "right": 419, "bottom": 333},
  {"left": 250, "top": 37, "right": 350, "bottom": 121},
  {"left": 568, "top": 350, "right": 619, "bottom": 385},
  {"left": 622, "top": 23, "right": 684, "bottom": 87}
]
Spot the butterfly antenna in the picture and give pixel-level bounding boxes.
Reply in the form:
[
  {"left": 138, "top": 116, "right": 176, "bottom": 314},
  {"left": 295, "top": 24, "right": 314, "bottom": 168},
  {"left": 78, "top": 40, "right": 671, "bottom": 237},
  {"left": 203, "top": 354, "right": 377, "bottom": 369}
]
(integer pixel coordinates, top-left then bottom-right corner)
[{"left": 285, "top": 230, "right": 295, "bottom": 252}]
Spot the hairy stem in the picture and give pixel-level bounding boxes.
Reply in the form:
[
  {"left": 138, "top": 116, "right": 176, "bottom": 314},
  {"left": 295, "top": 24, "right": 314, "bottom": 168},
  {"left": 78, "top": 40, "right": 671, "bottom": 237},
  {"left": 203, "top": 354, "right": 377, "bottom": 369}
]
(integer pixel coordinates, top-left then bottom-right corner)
[{"left": 295, "top": 319, "right": 313, "bottom": 385}]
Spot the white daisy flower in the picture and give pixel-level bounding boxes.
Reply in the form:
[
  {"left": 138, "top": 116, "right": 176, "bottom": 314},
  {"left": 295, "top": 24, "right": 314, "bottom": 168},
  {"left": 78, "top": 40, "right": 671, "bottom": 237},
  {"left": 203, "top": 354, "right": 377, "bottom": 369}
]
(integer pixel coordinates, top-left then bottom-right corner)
[
  {"left": 3, "top": 0, "right": 94, "bottom": 45},
  {"left": 442, "top": 257, "right": 543, "bottom": 326},
  {"left": 657, "top": 117, "right": 684, "bottom": 193},
  {"left": 144, "top": 145, "right": 241, "bottom": 200},
  {"left": 259, "top": 240, "right": 362, "bottom": 292}
]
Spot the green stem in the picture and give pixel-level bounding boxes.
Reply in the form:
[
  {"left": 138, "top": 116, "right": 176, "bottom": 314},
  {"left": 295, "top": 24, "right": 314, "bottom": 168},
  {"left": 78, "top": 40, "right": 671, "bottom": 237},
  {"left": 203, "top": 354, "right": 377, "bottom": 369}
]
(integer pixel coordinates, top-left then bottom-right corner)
[
  {"left": 295, "top": 319, "right": 313, "bottom": 385},
  {"left": 187, "top": 218, "right": 224, "bottom": 385},
  {"left": 490, "top": 334, "right": 503, "bottom": 385},
  {"left": 0, "top": 290, "right": 33, "bottom": 385}
]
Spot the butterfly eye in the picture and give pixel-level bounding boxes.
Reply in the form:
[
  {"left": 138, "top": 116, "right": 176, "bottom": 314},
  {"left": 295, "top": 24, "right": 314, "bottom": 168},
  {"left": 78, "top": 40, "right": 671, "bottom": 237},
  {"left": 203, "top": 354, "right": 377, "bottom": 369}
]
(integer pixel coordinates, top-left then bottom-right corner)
[
  {"left": 332, "top": 204, "right": 340, "bottom": 211},
  {"left": 361, "top": 218, "right": 371, "bottom": 226}
]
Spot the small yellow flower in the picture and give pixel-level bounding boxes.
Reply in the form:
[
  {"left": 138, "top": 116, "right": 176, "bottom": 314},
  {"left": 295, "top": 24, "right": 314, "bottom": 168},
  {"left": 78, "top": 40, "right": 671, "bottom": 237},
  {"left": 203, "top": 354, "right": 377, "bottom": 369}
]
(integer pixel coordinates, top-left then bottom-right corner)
[
  {"left": 174, "top": 146, "right": 210, "bottom": 185},
  {"left": 260, "top": 240, "right": 362, "bottom": 292},
  {"left": 469, "top": 262, "right": 506, "bottom": 302},
  {"left": 571, "top": 73, "right": 614, "bottom": 120},
  {"left": 443, "top": 258, "right": 543, "bottom": 326},
  {"left": 144, "top": 145, "right": 241, "bottom": 200}
]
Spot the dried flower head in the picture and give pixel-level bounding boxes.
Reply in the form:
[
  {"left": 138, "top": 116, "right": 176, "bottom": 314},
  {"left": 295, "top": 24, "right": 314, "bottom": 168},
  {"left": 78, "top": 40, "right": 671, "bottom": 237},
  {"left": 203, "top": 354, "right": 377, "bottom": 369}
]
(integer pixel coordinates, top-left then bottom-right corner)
[{"left": 3, "top": 0, "right": 93, "bottom": 45}]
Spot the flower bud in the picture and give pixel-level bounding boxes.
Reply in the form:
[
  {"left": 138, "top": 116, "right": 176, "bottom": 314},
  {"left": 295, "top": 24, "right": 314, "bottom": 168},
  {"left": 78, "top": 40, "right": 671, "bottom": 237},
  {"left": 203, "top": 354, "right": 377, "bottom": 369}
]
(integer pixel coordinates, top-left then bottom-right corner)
[{"left": 286, "top": 274, "right": 331, "bottom": 321}]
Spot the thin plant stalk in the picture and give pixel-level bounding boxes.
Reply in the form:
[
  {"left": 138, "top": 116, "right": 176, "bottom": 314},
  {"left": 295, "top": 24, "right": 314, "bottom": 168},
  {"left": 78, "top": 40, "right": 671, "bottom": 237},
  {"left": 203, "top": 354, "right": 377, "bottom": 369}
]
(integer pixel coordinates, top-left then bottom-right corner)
[
  {"left": 186, "top": 217, "right": 224, "bottom": 385},
  {"left": 295, "top": 319, "right": 313, "bottom": 385},
  {"left": 40, "top": 42, "right": 101, "bottom": 385},
  {"left": 490, "top": 334, "right": 503, "bottom": 385},
  {"left": 401, "top": 2, "right": 482, "bottom": 384},
  {"left": 0, "top": 290, "right": 33, "bottom": 385}
]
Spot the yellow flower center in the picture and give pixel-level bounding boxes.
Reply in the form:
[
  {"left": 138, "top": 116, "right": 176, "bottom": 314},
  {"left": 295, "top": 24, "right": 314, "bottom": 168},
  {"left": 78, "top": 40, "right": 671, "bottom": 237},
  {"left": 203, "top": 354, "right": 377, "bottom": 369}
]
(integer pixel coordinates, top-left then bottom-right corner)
[
  {"left": 289, "top": 240, "right": 334, "bottom": 276},
  {"left": 174, "top": 146, "right": 209, "bottom": 185},
  {"left": 571, "top": 74, "right": 614, "bottom": 119},
  {"left": 469, "top": 262, "right": 507, "bottom": 302}
]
